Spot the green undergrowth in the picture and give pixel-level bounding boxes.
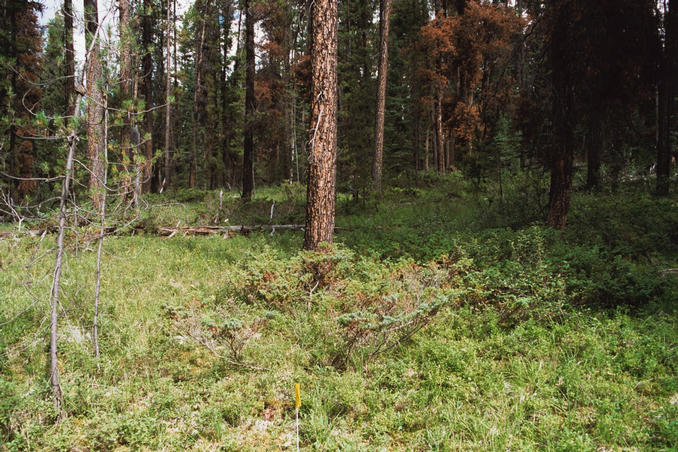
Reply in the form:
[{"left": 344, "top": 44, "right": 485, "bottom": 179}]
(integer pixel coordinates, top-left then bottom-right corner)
[{"left": 1, "top": 180, "right": 677, "bottom": 450}]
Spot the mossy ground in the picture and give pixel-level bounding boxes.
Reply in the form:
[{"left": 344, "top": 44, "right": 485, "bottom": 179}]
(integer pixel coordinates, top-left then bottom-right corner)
[{"left": 1, "top": 176, "right": 677, "bottom": 451}]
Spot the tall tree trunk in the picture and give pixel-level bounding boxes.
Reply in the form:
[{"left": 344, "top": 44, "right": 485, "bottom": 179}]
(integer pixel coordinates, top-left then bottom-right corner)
[
  {"left": 119, "top": 0, "right": 133, "bottom": 202},
  {"left": 548, "top": 80, "right": 575, "bottom": 229},
  {"left": 657, "top": 0, "right": 676, "bottom": 195},
  {"left": 191, "top": 1, "right": 209, "bottom": 188},
  {"left": 304, "top": 0, "right": 338, "bottom": 251},
  {"left": 242, "top": 0, "right": 255, "bottom": 200},
  {"left": 85, "top": 0, "right": 105, "bottom": 210},
  {"left": 547, "top": 3, "right": 576, "bottom": 229},
  {"left": 141, "top": 0, "right": 154, "bottom": 193},
  {"left": 433, "top": 2, "right": 445, "bottom": 175},
  {"left": 63, "top": 0, "right": 75, "bottom": 116},
  {"left": 163, "top": 0, "right": 172, "bottom": 191},
  {"left": 372, "top": 0, "right": 392, "bottom": 192}
]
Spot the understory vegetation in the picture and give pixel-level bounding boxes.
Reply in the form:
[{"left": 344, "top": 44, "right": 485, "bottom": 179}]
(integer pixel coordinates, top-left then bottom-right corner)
[{"left": 1, "top": 176, "right": 677, "bottom": 451}]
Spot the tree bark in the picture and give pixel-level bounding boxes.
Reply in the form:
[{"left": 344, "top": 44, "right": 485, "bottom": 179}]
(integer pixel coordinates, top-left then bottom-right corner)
[
  {"left": 304, "top": 0, "right": 338, "bottom": 251},
  {"left": 85, "top": 0, "right": 105, "bottom": 210},
  {"left": 242, "top": 0, "right": 255, "bottom": 200},
  {"left": 372, "top": 0, "right": 393, "bottom": 191}
]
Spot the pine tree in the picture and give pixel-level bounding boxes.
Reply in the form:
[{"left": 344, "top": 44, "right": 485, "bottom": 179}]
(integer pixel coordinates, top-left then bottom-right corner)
[
  {"left": 0, "top": 0, "right": 43, "bottom": 197},
  {"left": 304, "top": 0, "right": 338, "bottom": 250}
]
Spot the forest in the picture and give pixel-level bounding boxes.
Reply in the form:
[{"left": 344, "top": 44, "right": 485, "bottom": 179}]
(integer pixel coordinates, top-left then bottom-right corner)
[{"left": 1, "top": 0, "right": 677, "bottom": 450}]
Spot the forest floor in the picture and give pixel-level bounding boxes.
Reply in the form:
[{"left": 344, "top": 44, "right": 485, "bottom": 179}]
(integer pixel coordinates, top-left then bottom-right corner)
[{"left": 1, "top": 173, "right": 677, "bottom": 451}]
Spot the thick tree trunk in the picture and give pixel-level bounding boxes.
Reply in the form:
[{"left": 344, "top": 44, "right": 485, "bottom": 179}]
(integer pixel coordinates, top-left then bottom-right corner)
[
  {"left": 657, "top": 0, "right": 676, "bottom": 196},
  {"left": 304, "top": 0, "right": 338, "bottom": 251},
  {"left": 242, "top": 0, "right": 255, "bottom": 200},
  {"left": 372, "top": 0, "right": 392, "bottom": 191},
  {"left": 85, "top": 0, "right": 105, "bottom": 210}
]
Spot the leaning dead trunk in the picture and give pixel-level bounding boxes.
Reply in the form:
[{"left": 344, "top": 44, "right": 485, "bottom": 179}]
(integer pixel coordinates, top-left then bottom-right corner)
[
  {"left": 93, "top": 87, "right": 110, "bottom": 359},
  {"left": 303, "top": 0, "right": 338, "bottom": 250},
  {"left": 50, "top": 86, "right": 84, "bottom": 414}
]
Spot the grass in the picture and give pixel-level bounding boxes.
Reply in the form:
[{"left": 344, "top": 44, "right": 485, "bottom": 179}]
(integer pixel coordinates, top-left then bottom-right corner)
[{"left": 1, "top": 177, "right": 677, "bottom": 450}]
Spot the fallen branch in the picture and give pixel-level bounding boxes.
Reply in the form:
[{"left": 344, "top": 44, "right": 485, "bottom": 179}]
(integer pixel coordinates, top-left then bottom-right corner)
[{"left": 174, "top": 325, "right": 269, "bottom": 372}]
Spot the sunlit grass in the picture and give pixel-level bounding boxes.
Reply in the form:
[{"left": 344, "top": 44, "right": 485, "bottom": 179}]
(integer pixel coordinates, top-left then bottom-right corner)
[{"left": 1, "top": 182, "right": 677, "bottom": 450}]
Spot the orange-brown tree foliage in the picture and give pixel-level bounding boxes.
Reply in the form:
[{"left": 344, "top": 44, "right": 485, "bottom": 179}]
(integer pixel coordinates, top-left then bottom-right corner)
[{"left": 417, "top": 1, "right": 522, "bottom": 152}]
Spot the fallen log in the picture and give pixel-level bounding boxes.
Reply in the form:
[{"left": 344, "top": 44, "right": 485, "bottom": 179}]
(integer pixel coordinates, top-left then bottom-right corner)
[
  {"left": 0, "top": 229, "right": 44, "bottom": 238},
  {"left": 156, "top": 224, "right": 306, "bottom": 237},
  {"left": 1, "top": 224, "right": 349, "bottom": 239}
]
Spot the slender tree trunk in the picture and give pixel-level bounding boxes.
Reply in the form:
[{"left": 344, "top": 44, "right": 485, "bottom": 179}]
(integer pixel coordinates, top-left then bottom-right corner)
[
  {"left": 372, "top": 0, "right": 393, "bottom": 191},
  {"left": 657, "top": 0, "right": 676, "bottom": 195},
  {"left": 142, "top": 0, "right": 154, "bottom": 193},
  {"left": 547, "top": 4, "right": 576, "bottom": 229},
  {"left": 50, "top": 88, "right": 83, "bottom": 415},
  {"left": 119, "top": 0, "right": 133, "bottom": 202},
  {"left": 93, "top": 89, "right": 109, "bottom": 360},
  {"left": 586, "top": 112, "right": 602, "bottom": 190},
  {"left": 413, "top": 113, "right": 420, "bottom": 172},
  {"left": 163, "top": 0, "right": 172, "bottom": 191},
  {"left": 191, "top": 2, "right": 209, "bottom": 188},
  {"left": 304, "top": 0, "right": 338, "bottom": 250},
  {"left": 242, "top": 0, "right": 255, "bottom": 200},
  {"left": 548, "top": 81, "right": 575, "bottom": 229},
  {"left": 425, "top": 128, "right": 430, "bottom": 170},
  {"left": 435, "top": 90, "right": 445, "bottom": 174},
  {"left": 63, "top": 0, "right": 75, "bottom": 116},
  {"left": 219, "top": 0, "right": 234, "bottom": 189},
  {"left": 85, "top": 0, "right": 105, "bottom": 210}
]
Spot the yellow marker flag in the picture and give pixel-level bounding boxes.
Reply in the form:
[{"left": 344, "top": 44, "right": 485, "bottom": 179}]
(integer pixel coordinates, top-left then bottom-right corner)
[{"left": 295, "top": 383, "right": 301, "bottom": 409}]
